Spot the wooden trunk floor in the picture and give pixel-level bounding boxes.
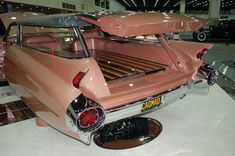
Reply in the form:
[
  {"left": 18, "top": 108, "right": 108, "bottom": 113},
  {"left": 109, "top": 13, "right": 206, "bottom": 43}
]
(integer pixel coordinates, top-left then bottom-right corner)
[{"left": 94, "top": 50, "right": 168, "bottom": 81}]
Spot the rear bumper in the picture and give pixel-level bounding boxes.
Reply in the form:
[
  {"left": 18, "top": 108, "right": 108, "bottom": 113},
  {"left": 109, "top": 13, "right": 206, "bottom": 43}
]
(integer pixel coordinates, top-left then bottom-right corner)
[
  {"left": 104, "top": 83, "right": 191, "bottom": 124},
  {"left": 104, "top": 80, "right": 211, "bottom": 124}
]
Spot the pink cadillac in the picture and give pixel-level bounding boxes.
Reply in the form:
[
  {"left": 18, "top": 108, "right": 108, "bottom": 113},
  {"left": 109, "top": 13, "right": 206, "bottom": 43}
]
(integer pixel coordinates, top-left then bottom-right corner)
[{"left": 0, "top": 12, "right": 217, "bottom": 145}]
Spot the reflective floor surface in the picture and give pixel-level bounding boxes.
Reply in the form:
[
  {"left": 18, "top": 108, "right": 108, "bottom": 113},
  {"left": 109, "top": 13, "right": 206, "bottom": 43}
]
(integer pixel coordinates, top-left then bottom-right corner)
[{"left": 0, "top": 84, "right": 234, "bottom": 156}]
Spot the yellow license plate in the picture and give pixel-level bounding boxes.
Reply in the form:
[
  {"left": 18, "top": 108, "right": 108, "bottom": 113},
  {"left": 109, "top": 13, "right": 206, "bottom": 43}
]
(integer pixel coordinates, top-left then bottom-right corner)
[{"left": 141, "top": 97, "right": 161, "bottom": 112}]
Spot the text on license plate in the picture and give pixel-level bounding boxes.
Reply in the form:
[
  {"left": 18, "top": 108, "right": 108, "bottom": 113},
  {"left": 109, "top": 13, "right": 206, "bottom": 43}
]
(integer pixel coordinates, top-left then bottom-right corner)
[{"left": 141, "top": 96, "right": 161, "bottom": 112}]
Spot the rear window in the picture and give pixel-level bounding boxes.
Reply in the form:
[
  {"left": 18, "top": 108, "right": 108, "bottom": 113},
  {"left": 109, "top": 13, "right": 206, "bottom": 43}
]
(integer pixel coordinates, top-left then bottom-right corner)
[{"left": 22, "top": 25, "right": 86, "bottom": 59}]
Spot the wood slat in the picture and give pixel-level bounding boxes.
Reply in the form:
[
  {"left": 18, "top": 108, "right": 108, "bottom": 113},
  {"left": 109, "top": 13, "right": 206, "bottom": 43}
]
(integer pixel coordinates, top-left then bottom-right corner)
[
  {"left": 96, "top": 54, "right": 152, "bottom": 71},
  {"left": 98, "top": 62, "right": 134, "bottom": 75},
  {"left": 99, "top": 51, "right": 163, "bottom": 69},
  {"left": 100, "top": 70, "right": 118, "bottom": 80},
  {"left": 102, "top": 51, "right": 167, "bottom": 67},
  {"left": 99, "top": 66, "right": 126, "bottom": 77},
  {"left": 96, "top": 56, "right": 144, "bottom": 72}
]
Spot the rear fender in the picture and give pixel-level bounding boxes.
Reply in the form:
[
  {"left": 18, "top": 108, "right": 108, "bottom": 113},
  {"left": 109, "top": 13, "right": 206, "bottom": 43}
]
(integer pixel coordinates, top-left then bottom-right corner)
[{"left": 168, "top": 40, "right": 213, "bottom": 59}]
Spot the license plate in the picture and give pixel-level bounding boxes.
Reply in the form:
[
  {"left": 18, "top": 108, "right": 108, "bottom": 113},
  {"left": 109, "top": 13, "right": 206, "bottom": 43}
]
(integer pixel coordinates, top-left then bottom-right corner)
[{"left": 141, "top": 96, "right": 161, "bottom": 112}]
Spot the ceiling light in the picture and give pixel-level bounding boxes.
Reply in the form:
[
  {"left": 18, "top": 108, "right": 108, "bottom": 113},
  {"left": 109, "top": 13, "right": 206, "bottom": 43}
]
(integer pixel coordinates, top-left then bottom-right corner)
[
  {"left": 163, "top": 0, "right": 170, "bottom": 7},
  {"left": 131, "top": 0, "right": 137, "bottom": 7},
  {"left": 11, "top": 17, "right": 16, "bottom": 20},
  {"left": 122, "top": 0, "right": 131, "bottom": 7},
  {"left": 174, "top": 2, "right": 180, "bottom": 7},
  {"left": 154, "top": 0, "right": 159, "bottom": 7}
]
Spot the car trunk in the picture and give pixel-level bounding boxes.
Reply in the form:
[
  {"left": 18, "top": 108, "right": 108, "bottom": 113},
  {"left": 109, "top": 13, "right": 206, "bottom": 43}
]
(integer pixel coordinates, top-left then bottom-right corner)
[
  {"left": 81, "top": 36, "right": 188, "bottom": 96},
  {"left": 94, "top": 50, "right": 168, "bottom": 81}
]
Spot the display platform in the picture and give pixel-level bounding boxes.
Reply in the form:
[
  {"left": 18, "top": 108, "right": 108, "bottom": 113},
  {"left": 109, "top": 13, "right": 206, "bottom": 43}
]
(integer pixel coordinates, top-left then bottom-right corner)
[{"left": 0, "top": 84, "right": 235, "bottom": 156}]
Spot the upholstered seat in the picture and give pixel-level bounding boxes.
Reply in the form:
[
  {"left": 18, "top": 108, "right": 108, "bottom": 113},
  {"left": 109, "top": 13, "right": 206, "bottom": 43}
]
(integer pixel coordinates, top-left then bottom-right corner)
[{"left": 23, "top": 35, "right": 61, "bottom": 50}]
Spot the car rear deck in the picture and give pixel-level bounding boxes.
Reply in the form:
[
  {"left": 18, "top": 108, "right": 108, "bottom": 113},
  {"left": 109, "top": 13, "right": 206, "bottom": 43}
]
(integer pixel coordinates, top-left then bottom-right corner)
[{"left": 94, "top": 50, "right": 168, "bottom": 81}]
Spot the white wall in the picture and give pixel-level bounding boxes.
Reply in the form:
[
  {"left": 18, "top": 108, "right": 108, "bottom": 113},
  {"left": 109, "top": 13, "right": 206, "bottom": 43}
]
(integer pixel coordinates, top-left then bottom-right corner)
[{"left": 6, "top": 0, "right": 125, "bottom": 12}]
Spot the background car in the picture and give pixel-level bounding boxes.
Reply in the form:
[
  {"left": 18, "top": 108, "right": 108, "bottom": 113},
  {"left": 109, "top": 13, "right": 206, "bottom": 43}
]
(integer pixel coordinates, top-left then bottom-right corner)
[{"left": 193, "top": 19, "right": 235, "bottom": 42}]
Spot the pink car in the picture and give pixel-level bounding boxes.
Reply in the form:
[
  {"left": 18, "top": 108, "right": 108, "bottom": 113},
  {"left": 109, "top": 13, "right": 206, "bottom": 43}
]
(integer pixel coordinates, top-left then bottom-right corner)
[{"left": 0, "top": 12, "right": 217, "bottom": 144}]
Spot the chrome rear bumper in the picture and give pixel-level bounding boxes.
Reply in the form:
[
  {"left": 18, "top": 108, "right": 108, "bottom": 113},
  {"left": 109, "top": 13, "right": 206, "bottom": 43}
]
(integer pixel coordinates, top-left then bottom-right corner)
[
  {"left": 105, "top": 84, "right": 192, "bottom": 124},
  {"left": 105, "top": 80, "right": 212, "bottom": 124}
]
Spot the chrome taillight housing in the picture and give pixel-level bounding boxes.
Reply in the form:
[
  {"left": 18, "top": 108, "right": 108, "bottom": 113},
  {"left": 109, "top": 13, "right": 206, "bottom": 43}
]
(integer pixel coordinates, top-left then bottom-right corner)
[
  {"left": 197, "top": 63, "right": 218, "bottom": 86},
  {"left": 66, "top": 94, "right": 105, "bottom": 132}
]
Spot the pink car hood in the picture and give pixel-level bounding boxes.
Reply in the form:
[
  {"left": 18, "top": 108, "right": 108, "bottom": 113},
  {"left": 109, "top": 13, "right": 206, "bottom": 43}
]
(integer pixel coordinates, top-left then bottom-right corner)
[{"left": 81, "top": 12, "right": 207, "bottom": 37}]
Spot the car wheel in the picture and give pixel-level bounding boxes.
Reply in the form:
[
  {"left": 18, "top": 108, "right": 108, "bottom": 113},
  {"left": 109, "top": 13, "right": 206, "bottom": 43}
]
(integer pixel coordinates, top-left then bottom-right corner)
[
  {"left": 197, "top": 32, "right": 207, "bottom": 42},
  {"left": 193, "top": 32, "right": 198, "bottom": 40}
]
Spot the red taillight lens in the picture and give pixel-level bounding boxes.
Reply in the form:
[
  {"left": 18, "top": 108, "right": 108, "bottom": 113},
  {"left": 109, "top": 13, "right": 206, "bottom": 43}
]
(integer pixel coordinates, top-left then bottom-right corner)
[
  {"left": 196, "top": 48, "right": 208, "bottom": 59},
  {"left": 73, "top": 72, "right": 86, "bottom": 89},
  {"left": 79, "top": 109, "right": 99, "bottom": 128}
]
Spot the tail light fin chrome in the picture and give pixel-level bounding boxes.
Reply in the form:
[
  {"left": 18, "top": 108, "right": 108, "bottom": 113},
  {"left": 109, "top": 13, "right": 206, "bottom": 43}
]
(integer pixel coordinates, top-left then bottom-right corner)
[
  {"left": 66, "top": 94, "right": 105, "bottom": 144},
  {"left": 196, "top": 63, "right": 218, "bottom": 86}
]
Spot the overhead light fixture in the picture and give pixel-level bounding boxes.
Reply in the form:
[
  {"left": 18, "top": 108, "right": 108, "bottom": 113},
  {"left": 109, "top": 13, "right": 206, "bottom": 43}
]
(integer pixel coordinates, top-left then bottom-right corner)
[
  {"left": 131, "top": 0, "right": 137, "bottom": 7},
  {"left": 11, "top": 17, "right": 16, "bottom": 20},
  {"left": 154, "top": 0, "right": 159, "bottom": 7},
  {"left": 174, "top": 2, "right": 180, "bottom": 7},
  {"left": 122, "top": 0, "right": 131, "bottom": 7},
  {"left": 163, "top": 0, "right": 170, "bottom": 7}
]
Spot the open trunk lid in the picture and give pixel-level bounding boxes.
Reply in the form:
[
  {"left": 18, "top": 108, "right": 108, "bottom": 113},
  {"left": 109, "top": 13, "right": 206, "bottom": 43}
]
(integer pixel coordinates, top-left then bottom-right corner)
[{"left": 80, "top": 12, "right": 207, "bottom": 37}]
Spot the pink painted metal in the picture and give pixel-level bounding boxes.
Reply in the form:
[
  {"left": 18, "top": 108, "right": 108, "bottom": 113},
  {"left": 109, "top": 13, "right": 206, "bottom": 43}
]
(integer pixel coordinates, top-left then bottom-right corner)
[
  {"left": 80, "top": 12, "right": 207, "bottom": 37},
  {"left": 0, "top": 12, "right": 215, "bottom": 144}
]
